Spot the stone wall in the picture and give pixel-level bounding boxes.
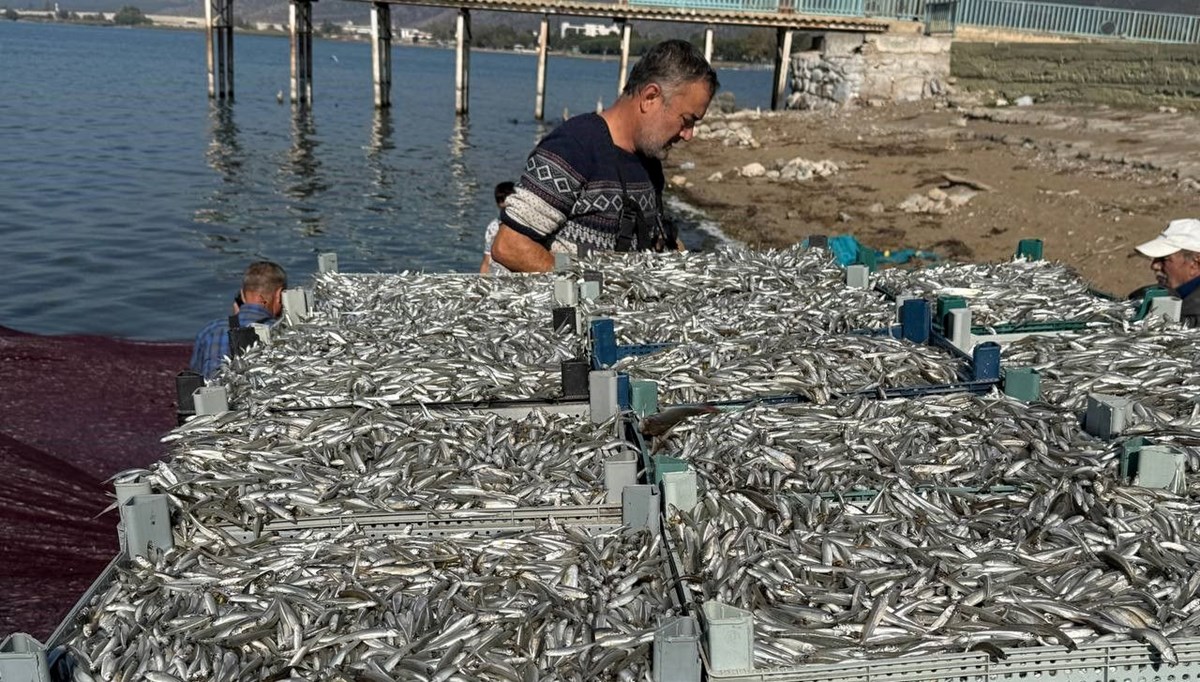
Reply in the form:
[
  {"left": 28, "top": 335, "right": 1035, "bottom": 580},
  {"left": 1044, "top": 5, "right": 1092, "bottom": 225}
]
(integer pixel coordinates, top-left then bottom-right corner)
[
  {"left": 788, "top": 33, "right": 951, "bottom": 110},
  {"left": 951, "top": 41, "right": 1200, "bottom": 110}
]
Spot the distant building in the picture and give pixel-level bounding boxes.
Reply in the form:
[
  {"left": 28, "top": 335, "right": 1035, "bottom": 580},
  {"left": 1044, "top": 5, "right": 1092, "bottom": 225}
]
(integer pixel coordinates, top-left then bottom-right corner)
[
  {"left": 339, "top": 22, "right": 432, "bottom": 42},
  {"left": 398, "top": 27, "right": 433, "bottom": 42},
  {"left": 560, "top": 21, "right": 620, "bottom": 39}
]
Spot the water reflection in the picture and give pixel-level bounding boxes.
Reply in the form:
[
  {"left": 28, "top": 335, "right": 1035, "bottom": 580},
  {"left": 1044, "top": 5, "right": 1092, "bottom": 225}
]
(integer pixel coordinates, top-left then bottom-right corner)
[
  {"left": 533, "top": 120, "right": 553, "bottom": 149},
  {"left": 206, "top": 101, "right": 242, "bottom": 180},
  {"left": 369, "top": 107, "right": 395, "bottom": 157},
  {"left": 283, "top": 108, "right": 326, "bottom": 200},
  {"left": 447, "top": 117, "right": 477, "bottom": 232},
  {"left": 366, "top": 107, "right": 395, "bottom": 198},
  {"left": 197, "top": 102, "right": 243, "bottom": 248},
  {"left": 282, "top": 108, "right": 328, "bottom": 238}
]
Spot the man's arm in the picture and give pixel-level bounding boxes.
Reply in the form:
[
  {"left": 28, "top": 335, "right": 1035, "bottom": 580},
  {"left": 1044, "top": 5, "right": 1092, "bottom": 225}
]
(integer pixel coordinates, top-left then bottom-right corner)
[{"left": 492, "top": 224, "right": 555, "bottom": 273}]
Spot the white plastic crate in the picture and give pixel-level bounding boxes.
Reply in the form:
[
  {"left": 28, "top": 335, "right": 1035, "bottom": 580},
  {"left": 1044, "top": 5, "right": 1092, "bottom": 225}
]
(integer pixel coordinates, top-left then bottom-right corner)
[
  {"left": 703, "top": 639, "right": 1200, "bottom": 682},
  {"left": 218, "top": 504, "right": 624, "bottom": 542},
  {"left": 0, "top": 633, "right": 50, "bottom": 682}
]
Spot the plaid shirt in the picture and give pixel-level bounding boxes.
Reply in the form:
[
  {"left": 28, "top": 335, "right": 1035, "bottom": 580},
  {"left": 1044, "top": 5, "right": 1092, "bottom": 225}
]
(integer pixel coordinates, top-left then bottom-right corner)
[{"left": 189, "top": 303, "right": 275, "bottom": 379}]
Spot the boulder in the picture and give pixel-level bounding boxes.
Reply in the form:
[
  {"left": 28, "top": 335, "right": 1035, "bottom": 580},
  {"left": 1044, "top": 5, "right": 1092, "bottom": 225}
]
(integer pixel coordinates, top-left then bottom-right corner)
[{"left": 740, "top": 163, "right": 766, "bottom": 178}]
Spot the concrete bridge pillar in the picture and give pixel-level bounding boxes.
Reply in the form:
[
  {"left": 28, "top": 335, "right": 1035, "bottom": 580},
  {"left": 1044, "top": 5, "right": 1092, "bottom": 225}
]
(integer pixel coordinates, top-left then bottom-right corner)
[
  {"left": 703, "top": 26, "right": 714, "bottom": 63},
  {"left": 617, "top": 20, "right": 632, "bottom": 95},
  {"left": 771, "top": 27, "right": 793, "bottom": 110},
  {"left": 535, "top": 14, "right": 549, "bottom": 120},
  {"left": 205, "top": 0, "right": 234, "bottom": 99},
  {"left": 289, "top": 0, "right": 314, "bottom": 105},
  {"left": 371, "top": 2, "right": 392, "bottom": 108},
  {"left": 455, "top": 9, "right": 472, "bottom": 116}
]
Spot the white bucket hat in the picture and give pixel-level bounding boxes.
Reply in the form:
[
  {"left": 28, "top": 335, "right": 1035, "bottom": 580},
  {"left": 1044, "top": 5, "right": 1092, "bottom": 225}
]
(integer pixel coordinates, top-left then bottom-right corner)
[{"left": 1136, "top": 219, "right": 1200, "bottom": 258}]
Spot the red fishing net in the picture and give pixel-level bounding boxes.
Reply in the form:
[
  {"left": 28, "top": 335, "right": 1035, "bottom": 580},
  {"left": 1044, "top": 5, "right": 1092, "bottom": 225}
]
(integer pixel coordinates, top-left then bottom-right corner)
[{"left": 0, "top": 326, "right": 190, "bottom": 639}]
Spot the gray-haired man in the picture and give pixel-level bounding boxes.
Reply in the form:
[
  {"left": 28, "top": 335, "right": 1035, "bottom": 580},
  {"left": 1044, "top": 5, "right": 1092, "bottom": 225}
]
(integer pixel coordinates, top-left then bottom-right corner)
[{"left": 492, "top": 40, "right": 719, "bottom": 272}]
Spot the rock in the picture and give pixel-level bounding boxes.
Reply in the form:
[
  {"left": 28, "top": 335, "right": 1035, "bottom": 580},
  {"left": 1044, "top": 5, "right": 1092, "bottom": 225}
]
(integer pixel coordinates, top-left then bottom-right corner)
[
  {"left": 867, "top": 98, "right": 887, "bottom": 108},
  {"left": 740, "top": 163, "right": 766, "bottom": 178},
  {"left": 941, "top": 173, "right": 994, "bottom": 192},
  {"left": 945, "top": 187, "right": 977, "bottom": 207},
  {"left": 711, "top": 91, "right": 737, "bottom": 114},
  {"left": 927, "top": 187, "right": 948, "bottom": 202},
  {"left": 1159, "top": 105, "right": 1179, "bottom": 114},
  {"left": 952, "top": 117, "right": 968, "bottom": 127},
  {"left": 868, "top": 202, "right": 885, "bottom": 214},
  {"left": 679, "top": 161, "right": 695, "bottom": 170},
  {"left": 766, "top": 170, "right": 781, "bottom": 180},
  {"left": 707, "top": 172, "right": 724, "bottom": 182},
  {"left": 838, "top": 212, "right": 853, "bottom": 223},
  {"left": 995, "top": 98, "right": 1009, "bottom": 107},
  {"left": 670, "top": 175, "right": 688, "bottom": 187},
  {"left": 1015, "top": 95, "right": 1034, "bottom": 107},
  {"left": 898, "top": 194, "right": 927, "bottom": 213}
]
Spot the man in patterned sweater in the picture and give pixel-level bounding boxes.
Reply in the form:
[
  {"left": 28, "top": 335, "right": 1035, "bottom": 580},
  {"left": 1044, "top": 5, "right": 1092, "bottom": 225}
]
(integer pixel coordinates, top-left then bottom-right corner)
[{"left": 491, "top": 39, "right": 718, "bottom": 272}]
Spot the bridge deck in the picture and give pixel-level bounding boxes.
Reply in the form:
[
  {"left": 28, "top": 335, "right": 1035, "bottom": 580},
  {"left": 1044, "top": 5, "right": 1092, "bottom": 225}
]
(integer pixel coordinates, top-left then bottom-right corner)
[{"left": 347, "top": 0, "right": 893, "bottom": 31}]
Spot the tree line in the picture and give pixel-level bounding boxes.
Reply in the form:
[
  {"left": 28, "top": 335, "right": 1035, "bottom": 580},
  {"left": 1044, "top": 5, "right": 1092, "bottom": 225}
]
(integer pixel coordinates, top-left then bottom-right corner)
[{"left": 4, "top": 5, "right": 151, "bottom": 24}]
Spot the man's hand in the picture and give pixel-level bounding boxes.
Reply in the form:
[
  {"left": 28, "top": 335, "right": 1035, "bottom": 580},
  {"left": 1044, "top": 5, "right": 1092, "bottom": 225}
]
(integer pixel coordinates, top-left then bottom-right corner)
[{"left": 492, "top": 225, "right": 555, "bottom": 273}]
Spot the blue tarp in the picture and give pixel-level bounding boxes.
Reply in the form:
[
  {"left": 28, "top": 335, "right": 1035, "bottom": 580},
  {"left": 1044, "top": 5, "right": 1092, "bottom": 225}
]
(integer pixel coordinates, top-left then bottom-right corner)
[{"left": 804, "top": 235, "right": 941, "bottom": 267}]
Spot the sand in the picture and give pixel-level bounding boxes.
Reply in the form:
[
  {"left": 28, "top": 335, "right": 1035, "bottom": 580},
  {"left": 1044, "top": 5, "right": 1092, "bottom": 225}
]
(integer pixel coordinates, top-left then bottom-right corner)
[{"left": 670, "top": 96, "right": 1200, "bottom": 298}]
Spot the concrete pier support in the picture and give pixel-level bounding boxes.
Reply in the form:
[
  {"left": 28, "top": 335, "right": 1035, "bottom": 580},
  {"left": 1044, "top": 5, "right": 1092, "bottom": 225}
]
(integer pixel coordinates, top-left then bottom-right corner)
[
  {"left": 703, "top": 26, "right": 714, "bottom": 63},
  {"left": 534, "top": 14, "right": 549, "bottom": 120},
  {"left": 370, "top": 2, "right": 392, "bottom": 108},
  {"left": 771, "top": 27, "right": 793, "bottom": 110},
  {"left": 455, "top": 9, "right": 471, "bottom": 116},
  {"left": 205, "top": 0, "right": 234, "bottom": 99},
  {"left": 617, "top": 20, "right": 632, "bottom": 95},
  {"left": 289, "top": 0, "right": 314, "bottom": 105}
]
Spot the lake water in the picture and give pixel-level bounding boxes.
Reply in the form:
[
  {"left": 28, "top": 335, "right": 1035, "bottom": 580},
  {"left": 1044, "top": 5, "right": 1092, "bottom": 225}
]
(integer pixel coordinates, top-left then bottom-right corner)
[{"left": 0, "top": 21, "right": 773, "bottom": 341}]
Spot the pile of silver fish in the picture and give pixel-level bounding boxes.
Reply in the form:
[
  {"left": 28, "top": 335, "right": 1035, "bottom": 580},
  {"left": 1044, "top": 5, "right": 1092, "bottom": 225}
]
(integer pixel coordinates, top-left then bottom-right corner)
[
  {"left": 656, "top": 394, "right": 1112, "bottom": 494},
  {"left": 669, "top": 480, "right": 1198, "bottom": 668},
  {"left": 144, "top": 408, "right": 626, "bottom": 529},
  {"left": 1004, "top": 323, "right": 1200, "bottom": 425},
  {"left": 574, "top": 246, "right": 896, "bottom": 342},
  {"left": 873, "top": 260, "right": 1134, "bottom": 326},
  {"left": 660, "top": 394, "right": 1200, "bottom": 668},
  {"left": 222, "top": 273, "right": 582, "bottom": 408},
  {"left": 613, "top": 333, "right": 966, "bottom": 404},
  {"left": 61, "top": 526, "right": 674, "bottom": 682},
  {"left": 54, "top": 246, "right": 1200, "bottom": 681}
]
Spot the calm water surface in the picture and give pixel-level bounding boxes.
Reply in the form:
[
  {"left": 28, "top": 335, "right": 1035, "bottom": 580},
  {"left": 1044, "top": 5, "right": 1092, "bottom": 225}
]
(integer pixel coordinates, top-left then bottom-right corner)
[{"left": 0, "top": 21, "right": 772, "bottom": 340}]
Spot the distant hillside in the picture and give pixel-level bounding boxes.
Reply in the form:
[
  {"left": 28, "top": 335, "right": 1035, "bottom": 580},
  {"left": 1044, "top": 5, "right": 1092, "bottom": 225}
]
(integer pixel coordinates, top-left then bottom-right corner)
[{"left": 39, "top": 0, "right": 1200, "bottom": 26}]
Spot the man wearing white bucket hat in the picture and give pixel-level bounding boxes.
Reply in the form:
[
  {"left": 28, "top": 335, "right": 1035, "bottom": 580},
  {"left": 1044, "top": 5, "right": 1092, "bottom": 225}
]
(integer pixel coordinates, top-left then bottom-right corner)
[{"left": 1135, "top": 218, "right": 1200, "bottom": 326}]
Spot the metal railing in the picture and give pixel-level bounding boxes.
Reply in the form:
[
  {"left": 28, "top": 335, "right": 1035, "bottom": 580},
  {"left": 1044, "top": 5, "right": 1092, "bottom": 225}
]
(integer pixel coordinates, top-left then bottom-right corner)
[
  {"left": 924, "top": 0, "right": 956, "bottom": 33},
  {"left": 624, "top": 0, "right": 1199, "bottom": 43},
  {"left": 953, "top": 0, "right": 1200, "bottom": 43},
  {"left": 625, "top": 0, "right": 781, "bottom": 11},
  {"left": 864, "top": 0, "right": 923, "bottom": 20}
]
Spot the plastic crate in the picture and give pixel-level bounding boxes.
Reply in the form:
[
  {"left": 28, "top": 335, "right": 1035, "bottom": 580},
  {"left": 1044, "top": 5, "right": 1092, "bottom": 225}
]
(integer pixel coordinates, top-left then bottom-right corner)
[
  {"left": 702, "top": 602, "right": 754, "bottom": 673},
  {"left": 654, "top": 616, "right": 702, "bottom": 682},
  {"left": 0, "top": 634, "right": 50, "bottom": 682},
  {"left": 267, "top": 396, "right": 591, "bottom": 418},
  {"left": 703, "top": 639, "right": 1200, "bottom": 682},
  {"left": 217, "top": 504, "right": 623, "bottom": 543}
]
